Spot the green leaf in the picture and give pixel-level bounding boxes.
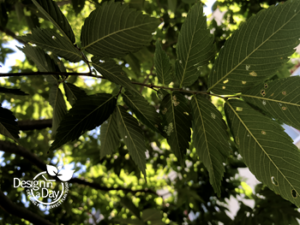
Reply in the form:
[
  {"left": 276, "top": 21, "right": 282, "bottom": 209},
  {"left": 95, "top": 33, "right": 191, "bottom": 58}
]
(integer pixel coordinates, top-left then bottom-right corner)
[
  {"left": 49, "top": 85, "right": 67, "bottom": 136},
  {"left": 208, "top": 1, "right": 300, "bottom": 94},
  {"left": 142, "top": 208, "right": 162, "bottom": 222},
  {"left": 63, "top": 83, "right": 87, "bottom": 105},
  {"left": 100, "top": 110, "right": 120, "bottom": 158},
  {"left": 154, "top": 42, "right": 172, "bottom": 86},
  {"left": 0, "top": 107, "right": 19, "bottom": 141},
  {"left": 0, "top": 87, "right": 28, "bottom": 96},
  {"left": 225, "top": 100, "right": 300, "bottom": 207},
  {"left": 120, "top": 196, "right": 141, "bottom": 219},
  {"left": 50, "top": 94, "right": 116, "bottom": 150},
  {"left": 242, "top": 77, "right": 300, "bottom": 130},
  {"left": 92, "top": 56, "right": 139, "bottom": 95},
  {"left": 176, "top": 2, "right": 215, "bottom": 87},
  {"left": 18, "top": 45, "right": 59, "bottom": 84},
  {"left": 71, "top": 0, "right": 85, "bottom": 15},
  {"left": 32, "top": 0, "right": 75, "bottom": 43},
  {"left": 160, "top": 92, "right": 191, "bottom": 164},
  {"left": 116, "top": 105, "right": 146, "bottom": 177},
  {"left": 122, "top": 89, "right": 162, "bottom": 133},
  {"left": 191, "top": 95, "right": 230, "bottom": 196},
  {"left": 124, "top": 53, "right": 140, "bottom": 78},
  {"left": 81, "top": 1, "right": 159, "bottom": 57},
  {"left": 19, "top": 29, "right": 82, "bottom": 62}
]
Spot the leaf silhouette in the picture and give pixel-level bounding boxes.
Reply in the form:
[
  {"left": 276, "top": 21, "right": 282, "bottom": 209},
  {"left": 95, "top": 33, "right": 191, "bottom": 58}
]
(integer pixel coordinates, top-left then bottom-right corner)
[{"left": 46, "top": 165, "right": 58, "bottom": 176}]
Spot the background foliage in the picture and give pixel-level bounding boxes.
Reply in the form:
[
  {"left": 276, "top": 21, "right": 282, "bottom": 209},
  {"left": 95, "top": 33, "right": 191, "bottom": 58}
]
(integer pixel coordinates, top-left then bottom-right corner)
[{"left": 1, "top": 0, "right": 300, "bottom": 224}]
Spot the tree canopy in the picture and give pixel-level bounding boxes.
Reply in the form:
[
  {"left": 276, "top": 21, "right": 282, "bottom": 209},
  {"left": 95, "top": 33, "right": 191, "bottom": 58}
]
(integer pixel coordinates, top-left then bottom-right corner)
[{"left": 1, "top": 0, "right": 300, "bottom": 224}]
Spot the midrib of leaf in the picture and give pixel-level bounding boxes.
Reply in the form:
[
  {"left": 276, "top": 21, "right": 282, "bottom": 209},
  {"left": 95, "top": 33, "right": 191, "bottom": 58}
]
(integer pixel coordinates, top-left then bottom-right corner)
[
  {"left": 241, "top": 94, "right": 300, "bottom": 107},
  {"left": 32, "top": 0, "right": 72, "bottom": 44},
  {"left": 226, "top": 101, "right": 297, "bottom": 194},
  {"left": 65, "top": 84, "right": 77, "bottom": 102},
  {"left": 193, "top": 97, "right": 216, "bottom": 185},
  {"left": 208, "top": 10, "right": 300, "bottom": 92},
  {"left": 28, "top": 40, "right": 81, "bottom": 58},
  {"left": 60, "top": 95, "right": 115, "bottom": 141},
  {"left": 117, "top": 106, "right": 143, "bottom": 164},
  {"left": 123, "top": 92, "right": 154, "bottom": 127},
  {"left": 179, "top": 11, "right": 200, "bottom": 87},
  {"left": 82, "top": 22, "right": 156, "bottom": 50},
  {"left": 0, "top": 123, "right": 14, "bottom": 140}
]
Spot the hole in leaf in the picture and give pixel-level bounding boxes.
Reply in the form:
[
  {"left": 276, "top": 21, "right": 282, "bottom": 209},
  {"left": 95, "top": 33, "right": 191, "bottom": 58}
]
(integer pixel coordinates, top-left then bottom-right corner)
[
  {"left": 261, "top": 130, "right": 266, "bottom": 135},
  {"left": 260, "top": 89, "right": 266, "bottom": 97},
  {"left": 236, "top": 107, "right": 243, "bottom": 111},
  {"left": 242, "top": 81, "right": 247, "bottom": 84},
  {"left": 249, "top": 71, "right": 257, "bottom": 76},
  {"left": 292, "top": 189, "right": 297, "bottom": 198},
  {"left": 183, "top": 112, "right": 189, "bottom": 116},
  {"left": 264, "top": 83, "right": 268, "bottom": 89},
  {"left": 52, "top": 36, "right": 56, "bottom": 40},
  {"left": 99, "top": 60, "right": 105, "bottom": 63},
  {"left": 246, "top": 65, "right": 251, "bottom": 70},
  {"left": 211, "top": 113, "right": 216, "bottom": 119},
  {"left": 222, "top": 86, "right": 226, "bottom": 89},
  {"left": 262, "top": 100, "right": 266, "bottom": 106},
  {"left": 271, "top": 176, "right": 278, "bottom": 186},
  {"left": 223, "top": 79, "right": 229, "bottom": 84},
  {"left": 282, "top": 91, "right": 286, "bottom": 95}
]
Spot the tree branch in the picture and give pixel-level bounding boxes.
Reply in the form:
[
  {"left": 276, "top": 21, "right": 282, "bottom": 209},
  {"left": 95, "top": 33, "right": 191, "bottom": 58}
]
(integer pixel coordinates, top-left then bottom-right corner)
[
  {"left": 0, "top": 28, "right": 27, "bottom": 45},
  {"left": 18, "top": 119, "right": 52, "bottom": 131},
  {"left": 0, "top": 141, "right": 158, "bottom": 195},
  {"left": 0, "top": 190, "right": 54, "bottom": 225}
]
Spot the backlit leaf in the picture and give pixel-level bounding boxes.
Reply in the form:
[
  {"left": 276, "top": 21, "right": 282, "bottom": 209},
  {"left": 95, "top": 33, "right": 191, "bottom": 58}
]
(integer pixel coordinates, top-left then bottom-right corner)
[
  {"left": 32, "top": 0, "right": 75, "bottom": 43},
  {"left": 191, "top": 95, "right": 230, "bottom": 195},
  {"left": 0, "top": 87, "right": 28, "bottom": 96},
  {"left": 242, "top": 76, "right": 300, "bottom": 130},
  {"left": 20, "top": 29, "right": 82, "bottom": 62},
  {"left": 50, "top": 94, "right": 116, "bottom": 150},
  {"left": 63, "top": 83, "right": 87, "bottom": 106},
  {"left": 122, "top": 89, "right": 162, "bottom": 133},
  {"left": 225, "top": 100, "right": 300, "bottom": 207},
  {"left": 176, "top": 2, "right": 215, "bottom": 87},
  {"left": 100, "top": 110, "right": 120, "bottom": 158},
  {"left": 49, "top": 85, "right": 67, "bottom": 136},
  {"left": 208, "top": 1, "right": 300, "bottom": 94},
  {"left": 160, "top": 92, "right": 191, "bottom": 164},
  {"left": 116, "top": 105, "right": 146, "bottom": 177},
  {"left": 71, "top": 0, "right": 85, "bottom": 15},
  {"left": 0, "top": 107, "right": 19, "bottom": 141},
  {"left": 154, "top": 41, "right": 172, "bottom": 86},
  {"left": 81, "top": 1, "right": 159, "bottom": 57},
  {"left": 92, "top": 56, "right": 139, "bottom": 95}
]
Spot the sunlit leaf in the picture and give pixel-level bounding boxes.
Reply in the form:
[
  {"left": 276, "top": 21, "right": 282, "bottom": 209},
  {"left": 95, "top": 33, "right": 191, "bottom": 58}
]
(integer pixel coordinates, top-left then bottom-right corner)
[
  {"left": 20, "top": 29, "right": 82, "bottom": 62},
  {"left": 154, "top": 41, "right": 172, "bottom": 86},
  {"left": 0, "top": 107, "right": 19, "bottom": 141},
  {"left": 32, "top": 0, "right": 75, "bottom": 43},
  {"left": 176, "top": 2, "right": 215, "bottom": 87},
  {"left": 50, "top": 94, "right": 116, "bottom": 150},
  {"left": 160, "top": 92, "right": 191, "bottom": 164},
  {"left": 116, "top": 105, "right": 146, "bottom": 177},
  {"left": 100, "top": 110, "right": 120, "bottom": 158},
  {"left": 208, "top": 1, "right": 300, "bottom": 94},
  {"left": 120, "top": 196, "right": 141, "bottom": 219},
  {"left": 81, "top": 1, "right": 159, "bottom": 57},
  {"left": 242, "top": 76, "right": 300, "bottom": 130},
  {"left": 225, "top": 100, "right": 300, "bottom": 207},
  {"left": 191, "top": 95, "right": 230, "bottom": 196}
]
